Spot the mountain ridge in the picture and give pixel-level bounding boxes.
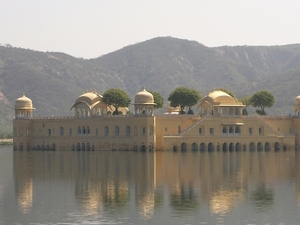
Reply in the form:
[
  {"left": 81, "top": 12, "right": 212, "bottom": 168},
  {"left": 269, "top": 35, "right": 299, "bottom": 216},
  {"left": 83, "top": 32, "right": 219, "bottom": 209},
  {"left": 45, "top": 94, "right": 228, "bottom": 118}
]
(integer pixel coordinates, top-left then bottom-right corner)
[{"left": 1, "top": 36, "right": 300, "bottom": 133}]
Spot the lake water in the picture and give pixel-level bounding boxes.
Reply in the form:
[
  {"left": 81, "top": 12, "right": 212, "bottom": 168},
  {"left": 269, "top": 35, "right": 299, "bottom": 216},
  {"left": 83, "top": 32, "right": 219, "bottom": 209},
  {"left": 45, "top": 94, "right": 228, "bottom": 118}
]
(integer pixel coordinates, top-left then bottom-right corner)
[{"left": 1, "top": 147, "right": 300, "bottom": 225}]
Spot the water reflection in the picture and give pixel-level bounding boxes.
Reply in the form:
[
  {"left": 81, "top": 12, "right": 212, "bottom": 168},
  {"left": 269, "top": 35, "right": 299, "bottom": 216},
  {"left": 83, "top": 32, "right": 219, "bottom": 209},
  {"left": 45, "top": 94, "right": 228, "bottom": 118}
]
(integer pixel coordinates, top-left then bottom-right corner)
[{"left": 7, "top": 149, "right": 300, "bottom": 224}]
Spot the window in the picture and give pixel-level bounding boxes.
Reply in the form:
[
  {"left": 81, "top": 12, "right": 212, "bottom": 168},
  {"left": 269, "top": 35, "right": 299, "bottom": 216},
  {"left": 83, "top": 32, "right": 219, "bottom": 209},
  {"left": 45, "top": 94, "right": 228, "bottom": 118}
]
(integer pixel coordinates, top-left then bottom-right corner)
[
  {"left": 249, "top": 128, "right": 253, "bottom": 135},
  {"left": 48, "top": 129, "right": 51, "bottom": 136},
  {"left": 104, "top": 126, "right": 109, "bottom": 136},
  {"left": 142, "top": 126, "right": 146, "bottom": 135},
  {"left": 126, "top": 126, "right": 131, "bottom": 136},
  {"left": 69, "top": 129, "right": 72, "bottom": 136},
  {"left": 96, "top": 128, "right": 98, "bottom": 136},
  {"left": 290, "top": 128, "right": 292, "bottom": 133},
  {"left": 178, "top": 126, "right": 181, "bottom": 134},
  {"left": 165, "top": 127, "right": 168, "bottom": 132},
  {"left": 115, "top": 126, "right": 119, "bottom": 136},
  {"left": 59, "top": 127, "right": 64, "bottom": 136},
  {"left": 199, "top": 127, "right": 203, "bottom": 135},
  {"left": 210, "top": 128, "right": 214, "bottom": 135},
  {"left": 235, "top": 126, "right": 241, "bottom": 135},
  {"left": 259, "top": 127, "right": 262, "bottom": 135}
]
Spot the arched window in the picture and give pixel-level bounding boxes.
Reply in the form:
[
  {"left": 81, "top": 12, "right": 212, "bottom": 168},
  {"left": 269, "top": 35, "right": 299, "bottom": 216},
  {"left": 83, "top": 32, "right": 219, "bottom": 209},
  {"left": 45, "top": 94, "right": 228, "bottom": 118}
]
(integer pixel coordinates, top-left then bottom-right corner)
[
  {"left": 115, "top": 126, "right": 119, "bottom": 136},
  {"left": 59, "top": 127, "right": 64, "bottom": 136},
  {"left": 229, "top": 142, "right": 234, "bottom": 152},
  {"left": 77, "top": 126, "right": 81, "bottom": 136},
  {"left": 223, "top": 143, "right": 228, "bottom": 152},
  {"left": 48, "top": 129, "right": 51, "bottom": 136},
  {"left": 126, "top": 126, "right": 131, "bottom": 136},
  {"left": 104, "top": 126, "right": 109, "bottom": 136},
  {"left": 86, "top": 126, "right": 90, "bottom": 135},
  {"left": 82, "top": 126, "right": 86, "bottom": 135}
]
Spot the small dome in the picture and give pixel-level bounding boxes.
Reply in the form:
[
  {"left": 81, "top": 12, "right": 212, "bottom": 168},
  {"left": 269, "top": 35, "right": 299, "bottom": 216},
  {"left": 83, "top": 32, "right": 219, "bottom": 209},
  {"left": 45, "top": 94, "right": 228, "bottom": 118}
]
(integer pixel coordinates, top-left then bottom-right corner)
[
  {"left": 294, "top": 95, "right": 300, "bottom": 106},
  {"left": 134, "top": 88, "right": 154, "bottom": 105},
  {"left": 15, "top": 93, "right": 34, "bottom": 109}
]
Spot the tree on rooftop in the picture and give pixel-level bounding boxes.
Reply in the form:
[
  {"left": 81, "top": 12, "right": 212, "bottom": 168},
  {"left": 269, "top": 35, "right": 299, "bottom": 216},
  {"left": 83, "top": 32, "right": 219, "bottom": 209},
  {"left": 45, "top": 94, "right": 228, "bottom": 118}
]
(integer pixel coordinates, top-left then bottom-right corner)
[
  {"left": 239, "top": 95, "right": 252, "bottom": 115},
  {"left": 168, "top": 87, "right": 201, "bottom": 114},
  {"left": 250, "top": 90, "right": 275, "bottom": 115},
  {"left": 102, "top": 88, "right": 131, "bottom": 115},
  {"left": 148, "top": 90, "right": 164, "bottom": 109}
]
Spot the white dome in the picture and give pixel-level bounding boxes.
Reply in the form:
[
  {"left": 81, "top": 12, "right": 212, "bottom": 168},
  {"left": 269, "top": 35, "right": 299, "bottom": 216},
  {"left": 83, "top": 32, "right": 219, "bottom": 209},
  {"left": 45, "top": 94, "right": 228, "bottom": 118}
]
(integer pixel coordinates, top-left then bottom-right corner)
[
  {"left": 15, "top": 93, "right": 34, "bottom": 110},
  {"left": 134, "top": 88, "right": 154, "bottom": 105}
]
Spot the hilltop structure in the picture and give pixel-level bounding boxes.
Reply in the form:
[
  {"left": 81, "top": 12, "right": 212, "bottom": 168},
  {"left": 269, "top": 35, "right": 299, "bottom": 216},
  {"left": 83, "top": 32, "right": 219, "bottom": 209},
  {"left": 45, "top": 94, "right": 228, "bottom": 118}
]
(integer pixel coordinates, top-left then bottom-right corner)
[{"left": 13, "top": 89, "right": 300, "bottom": 151}]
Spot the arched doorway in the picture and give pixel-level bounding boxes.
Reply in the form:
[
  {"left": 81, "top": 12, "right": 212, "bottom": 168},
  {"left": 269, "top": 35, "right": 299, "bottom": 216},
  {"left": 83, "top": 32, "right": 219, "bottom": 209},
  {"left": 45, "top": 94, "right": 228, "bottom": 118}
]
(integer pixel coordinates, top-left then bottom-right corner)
[
  {"left": 208, "top": 142, "right": 214, "bottom": 152},
  {"left": 192, "top": 142, "right": 198, "bottom": 151},
  {"left": 275, "top": 142, "right": 280, "bottom": 151},
  {"left": 181, "top": 142, "right": 187, "bottom": 151},
  {"left": 265, "top": 142, "right": 271, "bottom": 152},
  {"left": 257, "top": 142, "right": 263, "bottom": 152},
  {"left": 223, "top": 143, "right": 228, "bottom": 152}
]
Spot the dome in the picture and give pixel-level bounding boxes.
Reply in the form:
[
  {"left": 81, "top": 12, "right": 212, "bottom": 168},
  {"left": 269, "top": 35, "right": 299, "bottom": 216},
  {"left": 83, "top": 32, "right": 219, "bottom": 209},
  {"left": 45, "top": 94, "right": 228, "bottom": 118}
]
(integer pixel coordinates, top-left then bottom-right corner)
[
  {"left": 75, "top": 91, "right": 101, "bottom": 105},
  {"left": 134, "top": 88, "right": 154, "bottom": 105},
  {"left": 294, "top": 95, "right": 300, "bottom": 106},
  {"left": 70, "top": 91, "right": 103, "bottom": 110},
  {"left": 15, "top": 93, "right": 34, "bottom": 109}
]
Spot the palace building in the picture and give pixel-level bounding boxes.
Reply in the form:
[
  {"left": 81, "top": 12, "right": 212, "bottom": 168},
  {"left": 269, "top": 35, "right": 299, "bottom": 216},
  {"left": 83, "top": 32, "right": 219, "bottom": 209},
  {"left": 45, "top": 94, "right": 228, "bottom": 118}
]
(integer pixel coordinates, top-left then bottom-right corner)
[{"left": 13, "top": 89, "right": 300, "bottom": 151}]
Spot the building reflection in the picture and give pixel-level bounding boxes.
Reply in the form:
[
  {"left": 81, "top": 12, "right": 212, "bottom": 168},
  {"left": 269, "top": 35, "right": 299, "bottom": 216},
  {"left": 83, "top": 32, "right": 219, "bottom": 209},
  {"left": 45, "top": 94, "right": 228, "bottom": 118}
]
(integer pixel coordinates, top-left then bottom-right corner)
[{"left": 13, "top": 150, "right": 297, "bottom": 216}]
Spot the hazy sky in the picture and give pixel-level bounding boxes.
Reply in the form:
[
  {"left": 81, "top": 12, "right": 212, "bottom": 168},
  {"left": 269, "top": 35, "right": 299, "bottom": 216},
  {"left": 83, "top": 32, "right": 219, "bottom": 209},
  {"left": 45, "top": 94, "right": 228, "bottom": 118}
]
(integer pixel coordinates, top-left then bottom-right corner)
[{"left": 1, "top": 0, "right": 299, "bottom": 58}]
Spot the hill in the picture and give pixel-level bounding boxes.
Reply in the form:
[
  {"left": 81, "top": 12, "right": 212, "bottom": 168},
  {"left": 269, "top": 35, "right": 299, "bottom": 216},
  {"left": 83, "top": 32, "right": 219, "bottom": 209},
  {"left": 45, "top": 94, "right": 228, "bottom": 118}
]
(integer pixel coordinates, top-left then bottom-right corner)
[{"left": 1, "top": 37, "right": 300, "bottom": 134}]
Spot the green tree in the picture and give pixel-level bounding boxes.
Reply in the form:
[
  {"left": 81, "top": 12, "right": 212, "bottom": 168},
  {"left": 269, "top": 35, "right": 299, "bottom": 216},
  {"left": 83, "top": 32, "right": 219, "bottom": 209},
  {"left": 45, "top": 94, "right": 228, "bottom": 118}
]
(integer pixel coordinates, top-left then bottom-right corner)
[
  {"left": 168, "top": 87, "right": 201, "bottom": 114},
  {"left": 239, "top": 95, "right": 252, "bottom": 115},
  {"left": 102, "top": 88, "right": 131, "bottom": 115},
  {"left": 250, "top": 90, "right": 275, "bottom": 115},
  {"left": 148, "top": 90, "right": 164, "bottom": 109}
]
